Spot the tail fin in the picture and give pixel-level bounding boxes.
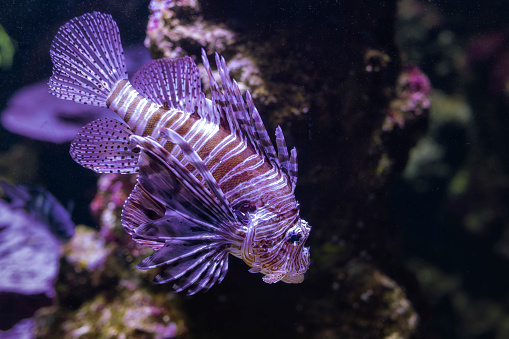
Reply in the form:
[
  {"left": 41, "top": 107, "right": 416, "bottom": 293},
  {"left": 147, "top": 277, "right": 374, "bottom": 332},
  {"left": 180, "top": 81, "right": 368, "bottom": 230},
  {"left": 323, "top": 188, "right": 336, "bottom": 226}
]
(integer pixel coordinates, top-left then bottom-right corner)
[{"left": 48, "top": 12, "right": 128, "bottom": 107}]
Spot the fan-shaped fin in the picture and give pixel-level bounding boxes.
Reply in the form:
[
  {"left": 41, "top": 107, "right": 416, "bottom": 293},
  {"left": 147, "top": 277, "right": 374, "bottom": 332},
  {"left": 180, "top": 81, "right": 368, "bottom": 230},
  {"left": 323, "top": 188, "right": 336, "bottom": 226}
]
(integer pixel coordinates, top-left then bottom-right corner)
[
  {"left": 132, "top": 57, "right": 207, "bottom": 119},
  {"left": 70, "top": 118, "right": 138, "bottom": 173}
]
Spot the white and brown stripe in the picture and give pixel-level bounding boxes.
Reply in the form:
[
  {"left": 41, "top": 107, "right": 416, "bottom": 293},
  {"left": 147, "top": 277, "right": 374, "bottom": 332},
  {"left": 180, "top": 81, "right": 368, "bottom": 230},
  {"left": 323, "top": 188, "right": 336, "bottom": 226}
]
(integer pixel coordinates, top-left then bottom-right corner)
[{"left": 107, "top": 80, "right": 296, "bottom": 204}]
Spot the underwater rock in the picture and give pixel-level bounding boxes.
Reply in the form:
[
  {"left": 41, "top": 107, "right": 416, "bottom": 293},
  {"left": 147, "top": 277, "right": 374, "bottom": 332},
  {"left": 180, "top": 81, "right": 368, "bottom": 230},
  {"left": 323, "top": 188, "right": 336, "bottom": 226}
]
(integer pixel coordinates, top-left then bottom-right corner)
[
  {"left": 36, "top": 284, "right": 185, "bottom": 339},
  {"left": 145, "top": 0, "right": 236, "bottom": 59},
  {"left": 393, "top": 1, "right": 509, "bottom": 338},
  {"left": 309, "top": 260, "right": 418, "bottom": 339},
  {"left": 408, "top": 259, "right": 509, "bottom": 339},
  {"left": 56, "top": 226, "right": 123, "bottom": 309},
  {"left": 38, "top": 224, "right": 187, "bottom": 337}
]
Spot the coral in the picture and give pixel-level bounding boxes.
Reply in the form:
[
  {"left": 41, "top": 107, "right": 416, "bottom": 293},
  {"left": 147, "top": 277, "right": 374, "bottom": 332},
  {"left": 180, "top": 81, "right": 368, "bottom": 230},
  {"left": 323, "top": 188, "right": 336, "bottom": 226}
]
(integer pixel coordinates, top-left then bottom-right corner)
[
  {"left": 1, "top": 81, "right": 113, "bottom": 144},
  {"left": 0, "top": 201, "right": 61, "bottom": 297},
  {"left": 383, "top": 65, "right": 431, "bottom": 131},
  {"left": 145, "top": 0, "right": 236, "bottom": 59},
  {"left": 90, "top": 173, "right": 137, "bottom": 241},
  {"left": 63, "top": 226, "right": 113, "bottom": 276},
  {"left": 37, "top": 285, "right": 186, "bottom": 339},
  {"left": 0, "top": 200, "right": 61, "bottom": 331},
  {"left": 402, "top": 90, "right": 472, "bottom": 191},
  {"left": 37, "top": 224, "right": 187, "bottom": 338},
  {"left": 0, "top": 318, "right": 35, "bottom": 339}
]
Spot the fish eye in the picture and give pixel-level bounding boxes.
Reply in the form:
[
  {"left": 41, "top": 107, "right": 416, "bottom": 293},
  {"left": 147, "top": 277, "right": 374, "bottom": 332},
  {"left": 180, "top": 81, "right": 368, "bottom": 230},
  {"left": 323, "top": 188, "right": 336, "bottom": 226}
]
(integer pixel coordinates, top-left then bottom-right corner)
[
  {"left": 286, "top": 228, "right": 303, "bottom": 246},
  {"left": 288, "top": 233, "right": 301, "bottom": 245}
]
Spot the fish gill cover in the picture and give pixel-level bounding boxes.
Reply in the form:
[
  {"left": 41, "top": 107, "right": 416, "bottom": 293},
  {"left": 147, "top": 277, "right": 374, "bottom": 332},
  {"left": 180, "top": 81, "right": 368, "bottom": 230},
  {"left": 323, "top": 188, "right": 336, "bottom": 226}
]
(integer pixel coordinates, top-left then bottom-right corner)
[{"left": 47, "top": 11, "right": 311, "bottom": 295}]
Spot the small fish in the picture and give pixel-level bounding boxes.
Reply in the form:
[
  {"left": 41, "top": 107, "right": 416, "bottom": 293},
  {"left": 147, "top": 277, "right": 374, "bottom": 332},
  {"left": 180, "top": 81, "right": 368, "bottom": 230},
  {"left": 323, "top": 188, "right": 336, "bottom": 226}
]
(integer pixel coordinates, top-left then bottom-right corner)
[
  {"left": 48, "top": 12, "right": 311, "bottom": 294},
  {"left": 0, "top": 181, "right": 75, "bottom": 241}
]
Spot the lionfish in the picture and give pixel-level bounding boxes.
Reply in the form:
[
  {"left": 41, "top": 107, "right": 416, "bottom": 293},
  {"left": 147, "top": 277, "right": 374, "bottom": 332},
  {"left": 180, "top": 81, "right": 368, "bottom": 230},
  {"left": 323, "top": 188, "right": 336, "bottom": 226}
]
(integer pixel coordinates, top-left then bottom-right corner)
[{"left": 48, "top": 12, "right": 311, "bottom": 294}]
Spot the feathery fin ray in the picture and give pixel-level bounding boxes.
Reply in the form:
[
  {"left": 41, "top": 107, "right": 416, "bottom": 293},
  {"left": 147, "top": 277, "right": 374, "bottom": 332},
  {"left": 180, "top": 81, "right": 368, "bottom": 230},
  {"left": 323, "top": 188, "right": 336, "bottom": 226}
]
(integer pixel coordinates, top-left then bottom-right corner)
[
  {"left": 132, "top": 57, "right": 207, "bottom": 118},
  {"left": 70, "top": 118, "right": 138, "bottom": 173},
  {"left": 124, "top": 135, "right": 235, "bottom": 294},
  {"left": 49, "top": 12, "right": 309, "bottom": 294},
  {"left": 49, "top": 12, "right": 127, "bottom": 107}
]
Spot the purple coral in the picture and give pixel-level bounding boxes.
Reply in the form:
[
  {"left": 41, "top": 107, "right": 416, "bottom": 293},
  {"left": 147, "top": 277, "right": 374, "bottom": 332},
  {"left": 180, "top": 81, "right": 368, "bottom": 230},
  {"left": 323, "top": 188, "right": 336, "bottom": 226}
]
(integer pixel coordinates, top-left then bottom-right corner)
[
  {"left": 0, "top": 201, "right": 61, "bottom": 331},
  {"left": 0, "top": 201, "right": 61, "bottom": 297},
  {"left": 385, "top": 65, "right": 432, "bottom": 130},
  {"left": 90, "top": 173, "right": 136, "bottom": 240},
  {"left": 397, "top": 65, "right": 432, "bottom": 115}
]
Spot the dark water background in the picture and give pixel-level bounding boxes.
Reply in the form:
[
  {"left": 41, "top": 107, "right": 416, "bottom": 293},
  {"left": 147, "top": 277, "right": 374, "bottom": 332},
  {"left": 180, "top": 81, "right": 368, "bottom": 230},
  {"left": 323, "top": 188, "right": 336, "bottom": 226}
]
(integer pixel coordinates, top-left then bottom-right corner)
[{"left": 1, "top": 0, "right": 509, "bottom": 338}]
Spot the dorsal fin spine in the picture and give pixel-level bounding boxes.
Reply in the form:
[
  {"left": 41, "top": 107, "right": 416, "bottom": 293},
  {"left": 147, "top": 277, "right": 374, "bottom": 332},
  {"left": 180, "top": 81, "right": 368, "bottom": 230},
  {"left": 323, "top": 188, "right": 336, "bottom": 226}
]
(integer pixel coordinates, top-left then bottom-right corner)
[
  {"left": 276, "top": 126, "right": 290, "bottom": 175},
  {"left": 289, "top": 147, "right": 298, "bottom": 190}
]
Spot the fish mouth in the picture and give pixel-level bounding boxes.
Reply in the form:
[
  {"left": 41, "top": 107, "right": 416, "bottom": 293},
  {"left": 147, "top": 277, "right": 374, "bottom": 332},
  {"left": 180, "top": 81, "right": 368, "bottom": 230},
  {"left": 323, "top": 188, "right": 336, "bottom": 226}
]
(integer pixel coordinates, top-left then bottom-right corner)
[
  {"left": 281, "top": 273, "right": 305, "bottom": 284},
  {"left": 283, "top": 245, "right": 310, "bottom": 284}
]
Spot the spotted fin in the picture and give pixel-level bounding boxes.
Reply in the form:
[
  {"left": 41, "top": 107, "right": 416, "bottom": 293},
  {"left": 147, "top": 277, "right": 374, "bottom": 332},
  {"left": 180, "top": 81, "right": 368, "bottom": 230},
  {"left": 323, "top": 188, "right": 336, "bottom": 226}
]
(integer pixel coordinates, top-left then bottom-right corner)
[
  {"left": 132, "top": 57, "right": 209, "bottom": 119},
  {"left": 70, "top": 118, "right": 138, "bottom": 173},
  {"left": 123, "top": 135, "right": 239, "bottom": 294},
  {"left": 49, "top": 12, "right": 127, "bottom": 107}
]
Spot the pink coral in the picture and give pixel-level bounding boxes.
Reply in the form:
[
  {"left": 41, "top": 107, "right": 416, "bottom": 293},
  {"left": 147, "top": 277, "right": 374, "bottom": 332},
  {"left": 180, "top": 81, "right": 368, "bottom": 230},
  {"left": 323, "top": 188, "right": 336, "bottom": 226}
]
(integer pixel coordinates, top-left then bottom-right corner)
[
  {"left": 384, "top": 65, "right": 431, "bottom": 130},
  {"left": 90, "top": 173, "right": 136, "bottom": 240}
]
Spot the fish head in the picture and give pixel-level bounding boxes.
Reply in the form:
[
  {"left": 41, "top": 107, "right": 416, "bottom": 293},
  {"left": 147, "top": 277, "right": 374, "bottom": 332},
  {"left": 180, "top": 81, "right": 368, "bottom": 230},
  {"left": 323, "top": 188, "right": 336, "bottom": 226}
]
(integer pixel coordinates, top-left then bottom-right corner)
[{"left": 257, "top": 217, "right": 311, "bottom": 284}]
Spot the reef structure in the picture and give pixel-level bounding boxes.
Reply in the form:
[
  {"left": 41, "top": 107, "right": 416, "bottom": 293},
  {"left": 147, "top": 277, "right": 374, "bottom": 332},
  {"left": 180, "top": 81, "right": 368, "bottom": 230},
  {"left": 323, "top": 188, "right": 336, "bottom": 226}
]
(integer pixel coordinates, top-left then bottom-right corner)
[{"left": 140, "top": 0, "right": 428, "bottom": 338}]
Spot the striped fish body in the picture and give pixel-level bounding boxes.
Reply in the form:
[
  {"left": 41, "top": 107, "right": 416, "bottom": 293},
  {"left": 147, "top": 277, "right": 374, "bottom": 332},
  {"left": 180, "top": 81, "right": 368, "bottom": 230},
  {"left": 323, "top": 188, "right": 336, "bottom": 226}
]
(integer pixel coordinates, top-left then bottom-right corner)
[
  {"left": 107, "top": 78, "right": 280, "bottom": 204},
  {"left": 49, "top": 12, "right": 311, "bottom": 294}
]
